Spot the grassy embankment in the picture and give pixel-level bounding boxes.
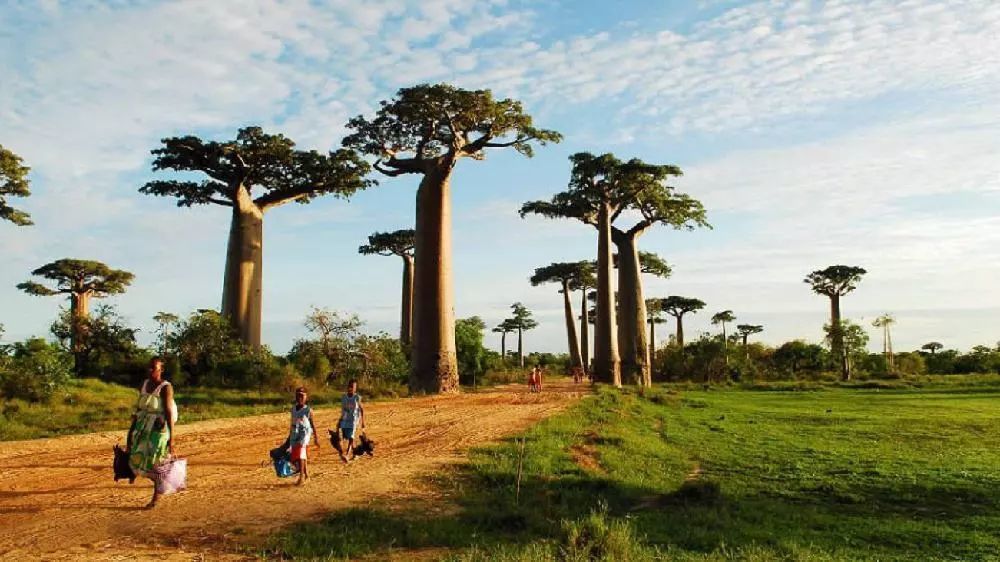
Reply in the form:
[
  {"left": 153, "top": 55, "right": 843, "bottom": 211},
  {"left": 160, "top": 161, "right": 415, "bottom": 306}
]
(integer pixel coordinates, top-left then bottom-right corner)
[{"left": 268, "top": 375, "right": 1000, "bottom": 561}]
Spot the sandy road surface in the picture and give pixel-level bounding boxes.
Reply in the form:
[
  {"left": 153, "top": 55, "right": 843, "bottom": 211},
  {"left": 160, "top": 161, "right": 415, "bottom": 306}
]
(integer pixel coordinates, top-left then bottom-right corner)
[{"left": 0, "top": 380, "right": 587, "bottom": 561}]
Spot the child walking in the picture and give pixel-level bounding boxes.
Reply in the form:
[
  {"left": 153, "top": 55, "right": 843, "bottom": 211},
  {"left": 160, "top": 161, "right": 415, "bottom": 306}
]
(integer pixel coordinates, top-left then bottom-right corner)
[
  {"left": 289, "top": 387, "right": 319, "bottom": 485},
  {"left": 337, "top": 379, "right": 365, "bottom": 462}
]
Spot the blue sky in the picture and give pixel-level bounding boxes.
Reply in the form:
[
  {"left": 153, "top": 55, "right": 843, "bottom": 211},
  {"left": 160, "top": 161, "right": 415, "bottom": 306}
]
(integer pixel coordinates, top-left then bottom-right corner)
[{"left": 2, "top": 0, "right": 999, "bottom": 355}]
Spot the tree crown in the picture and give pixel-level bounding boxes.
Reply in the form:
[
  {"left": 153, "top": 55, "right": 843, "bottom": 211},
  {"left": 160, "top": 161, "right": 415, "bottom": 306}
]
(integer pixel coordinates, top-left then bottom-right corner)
[
  {"left": 343, "top": 83, "right": 561, "bottom": 177},
  {"left": 736, "top": 324, "right": 764, "bottom": 337},
  {"left": 871, "top": 313, "right": 896, "bottom": 328},
  {"left": 921, "top": 342, "right": 943, "bottom": 351},
  {"left": 613, "top": 250, "right": 672, "bottom": 278},
  {"left": 660, "top": 296, "right": 706, "bottom": 318},
  {"left": 359, "top": 229, "right": 416, "bottom": 257},
  {"left": 646, "top": 298, "right": 667, "bottom": 323},
  {"left": 530, "top": 261, "right": 595, "bottom": 291},
  {"left": 711, "top": 310, "right": 736, "bottom": 325},
  {"left": 492, "top": 318, "right": 519, "bottom": 334},
  {"left": 140, "top": 126, "right": 374, "bottom": 210},
  {"left": 0, "top": 144, "right": 32, "bottom": 226},
  {"left": 804, "top": 265, "right": 867, "bottom": 297},
  {"left": 17, "top": 259, "right": 134, "bottom": 297},
  {"left": 508, "top": 302, "right": 539, "bottom": 331}
]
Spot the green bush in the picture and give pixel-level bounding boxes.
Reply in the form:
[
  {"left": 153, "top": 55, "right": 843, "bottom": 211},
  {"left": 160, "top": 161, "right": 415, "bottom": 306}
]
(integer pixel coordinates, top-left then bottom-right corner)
[{"left": 0, "top": 338, "right": 74, "bottom": 402}]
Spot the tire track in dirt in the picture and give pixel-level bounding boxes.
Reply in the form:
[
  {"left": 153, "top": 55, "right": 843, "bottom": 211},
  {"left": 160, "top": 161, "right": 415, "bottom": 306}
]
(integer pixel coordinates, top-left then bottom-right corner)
[{"left": 0, "top": 380, "right": 588, "bottom": 561}]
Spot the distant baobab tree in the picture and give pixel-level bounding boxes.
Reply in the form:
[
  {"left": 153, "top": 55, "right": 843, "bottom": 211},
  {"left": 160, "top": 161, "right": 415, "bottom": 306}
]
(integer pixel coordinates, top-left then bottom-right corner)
[
  {"left": 711, "top": 310, "right": 736, "bottom": 365},
  {"left": 530, "top": 261, "right": 594, "bottom": 370},
  {"left": 736, "top": 324, "right": 764, "bottom": 360},
  {"left": 804, "top": 265, "right": 867, "bottom": 381},
  {"left": 345, "top": 84, "right": 560, "bottom": 393},
  {"left": 140, "top": 126, "right": 373, "bottom": 349},
  {"left": 359, "top": 229, "right": 416, "bottom": 351},
  {"left": 153, "top": 311, "right": 180, "bottom": 355},
  {"left": 660, "top": 296, "right": 706, "bottom": 349},
  {"left": 0, "top": 144, "right": 32, "bottom": 226},
  {"left": 492, "top": 319, "right": 518, "bottom": 366},
  {"left": 921, "top": 342, "right": 943, "bottom": 355},
  {"left": 646, "top": 298, "right": 667, "bottom": 364},
  {"left": 872, "top": 313, "right": 896, "bottom": 371},
  {"left": 507, "top": 302, "right": 539, "bottom": 368}
]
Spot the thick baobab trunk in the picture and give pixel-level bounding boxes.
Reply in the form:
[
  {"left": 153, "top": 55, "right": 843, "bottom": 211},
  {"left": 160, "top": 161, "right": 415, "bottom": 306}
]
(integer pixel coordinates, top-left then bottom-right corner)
[
  {"left": 593, "top": 202, "right": 621, "bottom": 386},
  {"left": 410, "top": 164, "right": 459, "bottom": 393},
  {"left": 400, "top": 254, "right": 414, "bottom": 351},
  {"left": 562, "top": 280, "right": 583, "bottom": 369},
  {"left": 580, "top": 289, "right": 590, "bottom": 373},
  {"left": 221, "top": 186, "right": 264, "bottom": 349},
  {"left": 829, "top": 294, "right": 849, "bottom": 381},
  {"left": 614, "top": 233, "right": 650, "bottom": 387},
  {"left": 676, "top": 315, "right": 685, "bottom": 348},
  {"left": 69, "top": 290, "right": 91, "bottom": 375}
]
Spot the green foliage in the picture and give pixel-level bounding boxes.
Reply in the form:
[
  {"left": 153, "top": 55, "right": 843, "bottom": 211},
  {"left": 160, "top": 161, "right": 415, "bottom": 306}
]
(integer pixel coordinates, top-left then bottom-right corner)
[
  {"left": 168, "top": 310, "right": 252, "bottom": 387},
  {"left": 659, "top": 296, "right": 706, "bottom": 318},
  {"left": 710, "top": 310, "right": 736, "bottom": 326},
  {"left": 358, "top": 229, "right": 415, "bottom": 257},
  {"left": 0, "top": 144, "right": 32, "bottom": 226},
  {"left": 509, "top": 302, "right": 538, "bottom": 332},
  {"left": 456, "top": 316, "right": 489, "bottom": 385},
  {"left": 343, "top": 83, "right": 562, "bottom": 174},
  {"left": 50, "top": 305, "right": 146, "bottom": 383},
  {"left": 804, "top": 265, "right": 867, "bottom": 297},
  {"left": 0, "top": 338, "right": 73, "bottom": 401},
  {"left": 17, "top": 258, "right": 134, "bottom": 297},
  {"left": 140, "top": 126, "right": 374, "bottom": 209},
  {"left": 824, "top": 320, "right": 869, "bottom": 367},
  {"left": 530, "top": 261, "right": 595, "bottom": 291},
  {"left": 772, "top": 340, "right": 829, "bottom": 376}
]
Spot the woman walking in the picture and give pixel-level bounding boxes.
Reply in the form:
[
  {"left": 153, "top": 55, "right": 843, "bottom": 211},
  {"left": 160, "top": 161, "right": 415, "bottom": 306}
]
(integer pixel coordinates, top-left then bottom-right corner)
[{"left": 127, "top": 356, "right": 176, "bottom": 508}]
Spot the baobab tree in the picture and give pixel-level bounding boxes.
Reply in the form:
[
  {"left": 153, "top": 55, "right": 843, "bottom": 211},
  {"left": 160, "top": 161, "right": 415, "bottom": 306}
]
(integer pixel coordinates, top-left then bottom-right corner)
[
  {"left": 153, "top": 311, "right": 180, "bottom": 355},
  {"left": 736, "top": 324, "right": 764, "bottom": 360},
  {"left": 508, "top": 303, "right": 539, "bottom": 368},
  {"left": 579, "top": 277, "right": 597, "bottom": 373},
  {"left": 711, "top": 310, "right": 737, "bottom": 365},
  {"left": 17, "top": 259, "right": 134, "bottom": 374},
  {"left": 140, "top": 126, "right": 372, "bottom": 350},
  {"left": 359, "top": 229, "right": 416, "bottom": 350},
  {"left": 660, "top": 296, "right": 706, "bottom": 349},
  {"left": 872, "top": 313, "right": 896, "bottom": 371},
  {"left": 805, "top": 265, "right": 867, "bottom": 380},
  {"left": 530, "top": 261, "right": 594, "bottom": 370},
  {"left": 0, "top": 144, "right": 31, "bottom": 226},
  {"left": 921, "top": 342, "right": 943, "bottom": 355},
  {"left": 344, "top": 84, "right": 560, "bottom": 393},
  {"left": 492, "top": 319, "right": 518, "bottom": 365},
  {"left": 522, "top": 153, "right": 707, "bottom": 386},
  {"left": 646, "top": 298, "right": 667, "bottom": 364}
]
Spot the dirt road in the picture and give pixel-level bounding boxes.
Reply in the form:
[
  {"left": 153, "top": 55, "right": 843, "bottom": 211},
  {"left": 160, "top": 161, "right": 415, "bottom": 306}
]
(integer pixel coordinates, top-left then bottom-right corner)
[{"left": 0, "top": 380, "right": 586, "bottom": 560}]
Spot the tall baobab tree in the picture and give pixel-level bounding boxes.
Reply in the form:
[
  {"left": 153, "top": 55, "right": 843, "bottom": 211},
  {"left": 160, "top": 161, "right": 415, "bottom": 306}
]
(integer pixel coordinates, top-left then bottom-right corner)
[
  {"left": 344, "top": 84, "right": 560, "bottom": 393},
  {"left": 805, "top": 265, "right": 867, "bottom": 381},
  {"left": 872, "top": 313, "right": 896, "bottom": 371},
  {"left": 18, "top": 259, "right": 134, "bottom": 374},
  {"left": 736, "top": 324, "right": 764, "bottom": 360},
  {"left": 921, "top": 342, "right": 943, "bottom": 355},
  {"left": 660, "top": 296, "right": 706, "bottom": 349},
  {"left": 711, "top": 310, "right": 736, "bottom": 365},
  {"left": 508, "top": 303, "right": 539, "bottom": 368},
  {"left": 0, "top": 144, "right": 32, "bottom": 226},
  {"left": 359, "top": 229, "right": 416, "bottom": 351},
  {"left": 522, "top": 153, "right": 707, "bottom": 386},
  {"left": 530, "top": 261, "right": 594, "bottom": 370},
  {"left": 646, "top": 298, "right": 667, "bottom": 366},
  {"left": 492, "top": 319, "right": 518, "bottom": 365},
  {"left": 579, "top": 279, "right": 596, "bottom": 373},
  {"left": 153, "top": 311, "right": 180, "bottom": 355},
  {"left": 140, "top": 126, "right": 372, "bottom": 349}
]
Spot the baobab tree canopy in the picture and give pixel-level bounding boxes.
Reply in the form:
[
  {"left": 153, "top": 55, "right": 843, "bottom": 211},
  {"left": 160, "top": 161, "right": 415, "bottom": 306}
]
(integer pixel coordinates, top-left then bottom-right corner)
[
  {"left": 614, "top": 251, "right": 673, "bottom": 278},
  {"left": 358, "top": 229, "right": 416, "bottom": 257},
  {"left": 804, "top": 265, "right": 868, "bottom": 296},
  {"left": 140, "top": 126, "right": 373, "bottom": 209},
  {"left": 712, "top": 310, "right": 736, "bottom": 325},
  {"left": 342, "top": 83, "right": 562, "bottom": 171},
  {"left": 0, "top": 144, "right": 32, "bottom": 226},
  {"left": 17, "top": 259, "right": 134, "bottom": 297},
  {"left": 529, "top": 261, "right": 595, "bottom": 291},
  {"left": 737, "top": 324, "right": 764, "bottom": 337},
  {"left": 661, "top": 296, "right": 706, "bottom": 317}
]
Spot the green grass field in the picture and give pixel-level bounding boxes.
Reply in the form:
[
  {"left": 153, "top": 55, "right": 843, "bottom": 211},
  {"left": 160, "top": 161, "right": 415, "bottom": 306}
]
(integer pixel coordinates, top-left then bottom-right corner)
[
  {"left": 268, "top": 375, "right": 1000, "bottom": 561},
  {"left": 0, "top": 378, "right": 406, "bottom": 441}
]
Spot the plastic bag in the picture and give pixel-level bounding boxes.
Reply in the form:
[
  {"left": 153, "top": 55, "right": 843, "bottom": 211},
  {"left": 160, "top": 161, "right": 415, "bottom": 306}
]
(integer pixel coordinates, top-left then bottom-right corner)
[{"left": 151, "top": 457, "right": 187, "bottom": 495}]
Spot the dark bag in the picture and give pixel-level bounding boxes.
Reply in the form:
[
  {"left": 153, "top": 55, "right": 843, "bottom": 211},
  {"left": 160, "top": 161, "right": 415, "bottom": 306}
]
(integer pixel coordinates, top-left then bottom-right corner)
[
  {"left": 113, "top": 444, "right": 136, "bottom": 483},
  {"left": 269, "top": 439, "right": 297, "bottom": 478}
]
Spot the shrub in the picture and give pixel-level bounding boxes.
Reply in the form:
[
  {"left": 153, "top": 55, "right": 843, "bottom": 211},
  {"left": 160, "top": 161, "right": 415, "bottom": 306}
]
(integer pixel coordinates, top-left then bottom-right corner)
[{"left": 0, "top": 338, "right": 73, "bottom": 402}]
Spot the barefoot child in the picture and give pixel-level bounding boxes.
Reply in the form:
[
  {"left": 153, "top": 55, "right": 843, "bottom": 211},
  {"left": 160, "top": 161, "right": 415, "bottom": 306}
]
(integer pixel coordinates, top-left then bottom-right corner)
[
  {"left": 337, "top": 379, "right": 365, "bottom": 462},
  {"left": 289, "top": 387, "right": 319, "bottom": 485}
]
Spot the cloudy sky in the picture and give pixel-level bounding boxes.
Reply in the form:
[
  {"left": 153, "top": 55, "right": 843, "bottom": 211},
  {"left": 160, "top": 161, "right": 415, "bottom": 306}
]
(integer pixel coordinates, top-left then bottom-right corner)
[{"left": 2, "top": 0, "right": 999, "bottom": 355}]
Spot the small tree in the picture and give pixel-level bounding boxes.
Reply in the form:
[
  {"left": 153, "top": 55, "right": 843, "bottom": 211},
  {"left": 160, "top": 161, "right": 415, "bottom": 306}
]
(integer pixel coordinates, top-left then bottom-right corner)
[
  {"left": 359, "top": 229, "right": 416, "bottom": 350},
  {"left": 530, "top": 261, "right": 594, "bottom": 370},
  {"left": 872, "top": 313, "right": 896, "bottom": 371},
  {"left": 304, "top": 306, "right": 363, "bottom": 365},
  {"left": 736, "top": 324, "right": 764, "bottom": 360},
  {"left": 153, "top": 312, "right": 180, "bottom": 355},
  {"left": 660, "top": 296, "right": 706, "bottom": 348},
  {"left": 824, "top": 320, "right": 869, "bottom": 376},
  {"left": 345, "top": 83, "right": 560, "bottom": 394},
  {"left": 140, "top": 126, "right": 373, "bottom": 349},
  {"left": 711, "top": 310, "right": 737, "bottom": 365},
  {"left": 508, "top": 303, "right": 539, "bottom": 368},
  {"left": 18, "top": 259, "right": 134, "bottom": 375},
  {"left": 921, "top": 342, "right": 943, "bottom": 355},
  {"left": 0, "top": 145, "right": 32, "bottom": 226},
  {"left": 492, "top": 319, "right": 518, "bottom": 366},
  {"left": 805, "top": 265, "right": 867, "bottom": 380},
  {"left": 456, "top": 316, "right": 488, "bottom": 386}
]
